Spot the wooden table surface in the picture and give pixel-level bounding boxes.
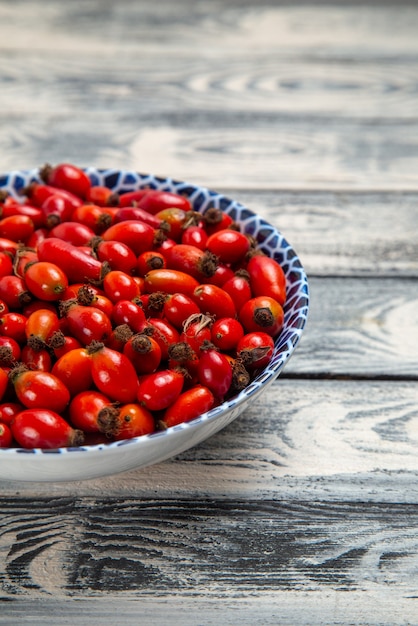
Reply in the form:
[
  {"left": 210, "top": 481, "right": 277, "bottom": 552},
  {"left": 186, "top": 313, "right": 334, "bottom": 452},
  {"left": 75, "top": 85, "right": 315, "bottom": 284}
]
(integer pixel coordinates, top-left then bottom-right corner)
[{"left": 1, "top": 1, "right": 418, "bottom": 624}]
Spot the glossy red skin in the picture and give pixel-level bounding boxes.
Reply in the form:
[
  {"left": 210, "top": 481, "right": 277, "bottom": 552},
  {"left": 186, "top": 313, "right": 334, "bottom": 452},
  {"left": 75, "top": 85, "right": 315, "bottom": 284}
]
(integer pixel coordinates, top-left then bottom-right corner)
[
  {"left": 41, "top": 194, "right": 76, "bottom": 226},
  {"left": 0, "top": 402, "right": 23, "bottom": 425},
  {"left": 1, "top": 200, "right": 45, "bottom": 229},
  {"left": 0, "top": 214, "right": 34, "bottom": 244},
  {"left": 154, "top": 208, "right": 187, "bottom": 241},
  {"left": 236, "top": 331, "right": 275, "bottom": 369},
  {"left": 192, "top": 284, "right": 237, "bottom": 319},
  {"left": 86, "top": 185, "right": 119, "bottom": 207},
  {"left": 0, "top": 252, "right": 13, "bottom": 279},
  {"left": 137, "top": 190, "right": 192, "bottom": 215},
  {"left": 206, "top": 229, "right": 250, "bottom": 265},
  {"left": 114, "top": 206, "right": 164, "bottom": 229},
  {"left": 11, "top": 408, "right": 83, "bottom": 448},
  {"left": 0, "top": 275, "right": 31, "bottom": 309},
  {"left": 133, "top": 277, "right": 145, "bottom": 293},
  {"left": 163, "top": 243, "right": 218, "bottom": 282},
  {"left": 198, "top": 349, "right": 233, "bottom": 399},
  {"left": 123, "top": 334, "right": 162, "bottom": 375},
  {"left": 246, "top": 255, "right": 287, "bottom": 306},
  {"left": 204, "top": 211, "right": 234, "bottom": 235},
  {"left": 95, "top": 239, "right": 138, "bottom": 275},
  {"left": 239, "top": 296, "right": 284, "bottom": 337},
  {"left": 26, "top": 183, "right": 83, "bottom": 211},
  {"left": 65, "top": 304, "right": 112, "bottom": 346},
  {"left": 61, "top": 282, "right": 105, "bottom": 301},
  {"left": 111, "top": 300, "right": 147, "bottom": 333},
  {"left": 103, "top": 270, "right": 140, "bottom": 303},
  {"left": 155, "top": 237, "right": 176, "bottom": 255},
  {"left": 206, "top": 264, "right": 235, "bottom": 287},
  {"left": 37, "top": 237, "right": 104, "bottom": 284},
  {"left": 0, "top": 312, "right": 27, "bottom": 343},
  {"left": 69, "top": 390, "right": 112, "bottom": 433},
  {"left": 180, "top": 319, "right": 212, "bottom": 354},
  {"left": 12, "top": 369, "right": 71, "bottom": 413},
  {"left": 24, "top": 261, "right": 68, "bottom": 301},
  {"left": 71, "top": 204, "right": 113, "bottom": 234},
  {"left": 181, "top": 225, "right": 208, "bottom": 250},
  {"left": 118, "top": 189, "right": 149, "bottom": 207},
  {"left": 137, "top": 369, "right": 184, "bottom": 412},
  {"left": 102, "top": 220, "right": 156, "bottom": 256},
  {"left": 22, "top": 299, "right": 56, "bottom": 317},
  {"left": 88, "top": 293, "right": 114, "bottom": 318},
  {"left": 113, "top": 403, "right": 155, "bottom": 440},
  {"left": 0, "top": 368, "right": 8, "bottom": 402},
  {"left": 162, "top": 385, "right": 215, "bottom": 428},
  {"left": 136, "top": 251, "right": 166, "bottom": 276},
  {"left": 49, "top": 221, "right": 96, "bottom": 246},
  {"left": 90, "top": 345, "right": 140, "bottom": 403},
  {"left": 44, "top": 163, "right": 91, "bottom": 200},
  {"left": 211, "top": 317, "right": 244, "bottom": 352},
  {"left": 144, "top": 269, "right": 199, "bottom": 297},
  {"left": 26, "top": 227, "right": 48, "bottom": 249},
  {"left": 0, "top": 237, "right": 19, "bottom": 255},
  {"left": 162, "top": 293, "right": 200, "bottom": 330},
  {"left": 0, "top": 422, "right": 13, "bottom": 447},
  {"left": 222, "top": 274, "right": 253, "bottom": 313},
  {"left": 20, "top": 346, "right": 52, "bottom": 371},
  {"left": 52, "top": 348, "right": 93, "bottom": 396},
  {"left": 25, "top": 308, "right": 60, "bottom": 345},
  {"left": 51, "top": 335, "right": 83, "bottom": 359},
  {"left": 147, "top": 318, "right": 180, "bottom": 360},
  {"left": 0, "top": 336, "right": 21, "bottom": 365}
]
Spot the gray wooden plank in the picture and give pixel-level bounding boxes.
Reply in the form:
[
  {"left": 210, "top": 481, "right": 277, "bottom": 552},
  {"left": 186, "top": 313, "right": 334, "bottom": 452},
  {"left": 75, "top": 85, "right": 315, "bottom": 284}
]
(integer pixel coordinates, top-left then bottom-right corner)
[
  {"left": 3, "top": 50, "right": 418, "bottom": 121},
  {"left": 290, "top": 276, "right": 418, "bottom": 376},
  {"left": 2, "top": 592, "right": 416, "bottom": 626},
  {"left": 3, "top": 114, "right": 418, "bottom": 191},
  {"left": 1, "top": 3, "right": 418, "bottom": 189},
  {"left": 223, "top": 190, "right": 418, "bottom": 277},
  {"left": 2, "top": 1, "right": 418, "bottom": 57},
  {"left": 1, "top": 495, "right": 418, "bottom": 625},
  {"left": 1, "top": 380, "right": 418, "bottom": 502},
  {"left": 0, "top": 1, "right": 416, "bottom": 622}
]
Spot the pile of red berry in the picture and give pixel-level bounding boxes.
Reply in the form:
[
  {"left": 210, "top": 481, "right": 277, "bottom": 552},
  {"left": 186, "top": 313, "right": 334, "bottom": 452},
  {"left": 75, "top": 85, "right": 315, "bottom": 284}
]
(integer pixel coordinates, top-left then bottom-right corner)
[{"left": 0, "top": 163, "right": 286, "bottom": 449}]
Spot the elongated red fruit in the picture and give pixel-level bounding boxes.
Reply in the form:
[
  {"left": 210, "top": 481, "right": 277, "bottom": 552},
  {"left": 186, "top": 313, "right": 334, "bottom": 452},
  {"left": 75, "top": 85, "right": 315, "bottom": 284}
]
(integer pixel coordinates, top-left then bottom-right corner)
[
  {"left": 40, "top": 163, "right": 91, "bottom": 200},
  {"left": 37, "top": 237, "right": 107, "bottom": 283},
  {"left": 144, "top": 269, "right": 199, "bottom": 296},
  {"left": 114, "top": 206, "right": 164, "bottom": 229},
  {"left": 11, "top": 408, "right": 84, "bottom": 448},
  {"left": 25, "top": 182, "right": 83, "bottom": 210},
  {"left": 246, "top": 255, "right": 286, "bottom": 306},
  {"left": 136, "top": 189, "right": 192, "bottom": 215},
  {"left": 101, "top": 220, "right": 156, "bottom": 256},
  {"left": 88, "top": 342, "right": 140, "bottom": 403}
]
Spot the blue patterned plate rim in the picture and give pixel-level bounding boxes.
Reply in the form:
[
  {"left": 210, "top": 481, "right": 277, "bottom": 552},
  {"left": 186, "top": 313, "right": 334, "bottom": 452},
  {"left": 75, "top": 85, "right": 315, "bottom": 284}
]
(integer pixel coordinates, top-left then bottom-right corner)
[{"left": 0, "top": 168, "right": 309, "bottom": 456}]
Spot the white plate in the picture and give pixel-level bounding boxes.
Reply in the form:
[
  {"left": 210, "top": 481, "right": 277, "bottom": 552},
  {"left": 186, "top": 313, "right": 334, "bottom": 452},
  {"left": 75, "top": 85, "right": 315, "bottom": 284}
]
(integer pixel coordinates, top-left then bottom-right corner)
[{"left": 0, "top": 168, "right": 309, "bottom": 481}]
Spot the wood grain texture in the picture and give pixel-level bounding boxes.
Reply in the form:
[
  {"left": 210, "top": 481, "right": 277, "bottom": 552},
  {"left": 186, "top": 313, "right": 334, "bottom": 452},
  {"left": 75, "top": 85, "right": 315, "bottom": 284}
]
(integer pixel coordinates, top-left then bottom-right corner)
[
  {"left": 221, "top": 190, "right": 418, "bottom": 277},
  {"left": 1, "top": 380, "right": 418, "bottom": 501},
  {"left": 1, "top": 2, "right": 418, "bottom": 188},
  {"left": 2, "top": 594, "right": 418, "bottom": 626},
  {"left": 292, "top": 277, "right": 418, "bottom": 376},
  {"left": 1, "top": 1, "right": 418, "bottom": 623},
  {"left": 1, "top": 495, "right": 418, "bottom": 626},
  {"left": 2, "top": 497, "right": 418, "bottom": 595}
]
